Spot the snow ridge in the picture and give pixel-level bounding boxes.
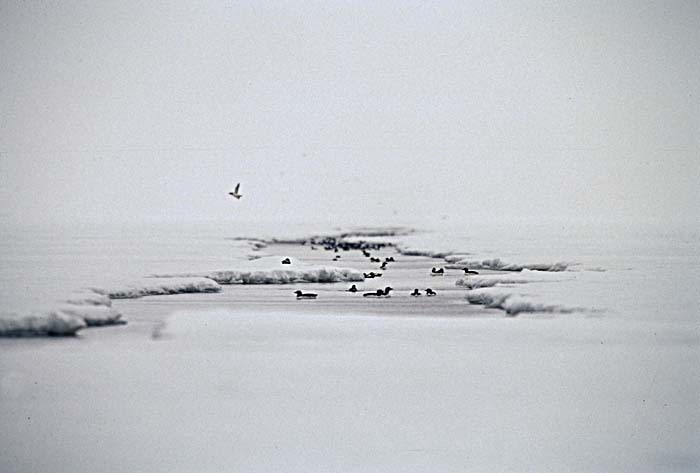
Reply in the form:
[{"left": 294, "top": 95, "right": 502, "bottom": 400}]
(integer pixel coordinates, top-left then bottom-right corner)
[
  {"left": 155, "top": 257, "right": 364, "bottom": 284},
  {"left": 446, "top": 256, "right": 568, "bottom": 272},
  {"left": 93, "top": 277, "right": 222, "bottom": 299},
  {"left": 465, "top": 290, "right": 579, "bottom": 316}
]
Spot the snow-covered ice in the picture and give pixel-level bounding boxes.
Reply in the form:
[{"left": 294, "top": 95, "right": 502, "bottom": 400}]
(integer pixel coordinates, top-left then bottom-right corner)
[
  {"left": 446, "top": 256, "right": 569, "bottom": 272},
  {"left": 154, "top": 256, "right": 364, "bottom": 284},
  {"left": 92, "top": 277, "right": 222, "bottom": 299},
  {"left": 464, "top": 288, "right": 580, "bottom": 315},
  {"left": 1, "top": 220, "right": 698, "bottom": 472},
  {"left": 0, "top": 310, "right": 86, "bottom": 336}
]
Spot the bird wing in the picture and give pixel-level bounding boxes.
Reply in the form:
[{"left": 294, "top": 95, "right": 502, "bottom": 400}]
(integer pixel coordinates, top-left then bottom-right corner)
[{"left": 234, "top": 183, "right": 240, "bottom": 194}]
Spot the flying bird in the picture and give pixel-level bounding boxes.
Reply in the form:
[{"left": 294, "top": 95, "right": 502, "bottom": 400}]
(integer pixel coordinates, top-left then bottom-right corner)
[{"left": 228, "top": 183, "right": 242, "bottom": 199}]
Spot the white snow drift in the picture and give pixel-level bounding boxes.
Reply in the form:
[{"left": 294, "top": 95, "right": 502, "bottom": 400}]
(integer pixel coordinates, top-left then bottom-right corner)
[
  {"left": 92, "top": 277, "right": 222, "bottom": 299},
  {"left": 455, "top": 269, "right": 561, "bottom": 289},
  {"left": 445, "top": 255, "right": 568, "bottom": 272},
  {"left": 0, "top": 310, "right": 87, "bottom": 336},
  {"left": 396, "top": 246, "right": 457, "bottom": 258},
  {"left": 465, "top": 289, "right": 579, "bottom": 316},
  {"left": 154, "top": 256, "right": 364, "bottom": 284},
  {"left": 0, "top": 278, "right": 223, "bottom": 336},
  {"left": 455, "top": 275, "right": 530, "bottom": 289}
]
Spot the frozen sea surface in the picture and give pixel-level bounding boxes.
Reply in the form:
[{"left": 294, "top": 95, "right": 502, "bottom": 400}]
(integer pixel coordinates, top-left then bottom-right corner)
[{"left": 0, "top": 219, "right": 698, "bottom": 472}]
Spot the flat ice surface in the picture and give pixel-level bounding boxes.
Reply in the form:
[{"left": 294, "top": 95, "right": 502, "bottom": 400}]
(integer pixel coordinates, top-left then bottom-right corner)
[{"left": 1, "top": 308, "right": 697, "bottom": 473}]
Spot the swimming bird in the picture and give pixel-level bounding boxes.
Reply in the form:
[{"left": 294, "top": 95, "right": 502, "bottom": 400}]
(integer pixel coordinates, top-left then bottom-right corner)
[
  {"left": 425, "top": 288, "right": 437, "bottom": 296},
  {"left": 347, "top": 284, "right": 358, "bottom": 293},
  {"left": 411, "top": 289, "right": 421, "bottom": 297},
  {"left": 362, "top": 250, "right": 371, "bottom": 258},
  {"left": 431, "top": 267, "right": 445, "bottom": 275},
  {"left": 380, "top": 261, "right": 388, "bottom": 270},
  {"left": 464, "top": 268, "right": 479, "bottom": 275},
  {"left": 370, "top": 257, "right": 381, "bottom": 263},
  {"left": 228, "top": 183, "right": 242, "bottom": 199},
  {"left": 363, "top": 286, "right": 393, "bottom": 298},
  {"left": 294, "top": 290, "right": 317, "bottom": 299},
  {"left": 281, "top": 258, "right": 291, "bottom": 264}
]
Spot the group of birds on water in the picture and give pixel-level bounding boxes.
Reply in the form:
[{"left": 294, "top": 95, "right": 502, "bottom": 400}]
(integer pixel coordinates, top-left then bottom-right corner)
[
  {"left": 230, "top": 183, "right": 480, "bottom": 301},
  {"left": 287, "top": 240, "right": 481, "bottom": 300}
]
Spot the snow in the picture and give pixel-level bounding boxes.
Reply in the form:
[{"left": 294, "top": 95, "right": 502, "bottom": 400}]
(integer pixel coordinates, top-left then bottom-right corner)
[
  {"left": 395, "top": 246, "right": 457, "bottom": 258},
  {"left": 154, "top": 256, "right": 364, "bottom": 284},
  {"left": 121, "top": 309, "right": 695, "bottom": 473},
  {"left": 464, "top": 288, "right": 580, "bottom": 316},
  {"left": 57, "top": 304, "right": 124, "bottom": 326},
  {"left": 0, "top": 278, "right": 220, "bottom": 335},
  {"left": 456, "top": 271, "right": 584, "bottom": 315},
  {"left": 64, "top": 291, "right": 113, "bottom": 307},
  {"left": 92, "top": 277, "right": 222, "bottom": 299},
  {"left": 0, "top": 310, "right": 86, "bottom": 336},
  {"left": 446, "top": 256, "right": 569, "bottom": 272},
  {"left": 454, "top": 269, "right": 560, "bottom": 289},
  {"left": 1, "top": 221, "right": 698, "bottom": 471},
  {"left": 0, "top": 290, "right": 124, "bottom": 336},
  {"left": 455, "top": 275, "right": 529, "bottom": 289}
]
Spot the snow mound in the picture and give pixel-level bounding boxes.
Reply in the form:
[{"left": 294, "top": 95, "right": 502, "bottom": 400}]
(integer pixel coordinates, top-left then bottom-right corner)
[
  {"left": 0, "top": 310, "right": 86, "bottom": 337},
  {"left": 465, "top": 289, "right": 579, "bottom": 316},
  {"left": 156, "top": 257, "right": 364, "bottom": 284},
  {"left": 396, "top": 247, "right": 457, "bottom": 258},
  {"left": 93, "top": 277, "right": 222, "bottom": 299},
  {"left": 0, "top": 288, "right": 128, "bottom": 336},
  {"left": 456, "top": 275, "right": 529, "bottom": 289},
  {"left": 65, "top": 290, "right": 113, "bottom": 307},
  {"left": 444, "top": 254, "right": 473, "bottom": 263},
  {"left": 446, "top": 257, "right": 568, "bottom": 272},
  {"left": 58, "top": 304, "right": 124, "bottom": 326},
  {"left": 455, "top": 269, "right": 560, "bottom": 289}
]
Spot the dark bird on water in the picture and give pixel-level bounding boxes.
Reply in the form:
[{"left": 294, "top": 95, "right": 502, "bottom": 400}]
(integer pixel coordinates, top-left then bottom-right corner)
[
  {"left": 431, "top": 267, "right": 445, "bottom": 275},
  {"left": 363, "top": 287, "right": 393, "bottom": 297},
  {"left": 411, "top": 289, "right": 421, "bottom": 297},
  {"left": 228, "top": 183, "right": 242, "bottom": 199},
  {"left": 347, "top": 284, "right": 358, "bottom": 293},
  {"left": 425, "top": 288, "right": 437, "bottom": 296},
  {"left": 463, "top": 268, "right": 479, "bottom": 275},
  {"left": 281, "top": 258, "right": 291, "bottom": 264},
  {"left": 294, "top": 290, "right": 317, "bottom": 299}
]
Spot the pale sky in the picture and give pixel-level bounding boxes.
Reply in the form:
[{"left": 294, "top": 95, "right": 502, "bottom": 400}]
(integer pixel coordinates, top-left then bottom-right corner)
[{"left": 1, "top": 0, "right": 698, "bottom": 227}]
